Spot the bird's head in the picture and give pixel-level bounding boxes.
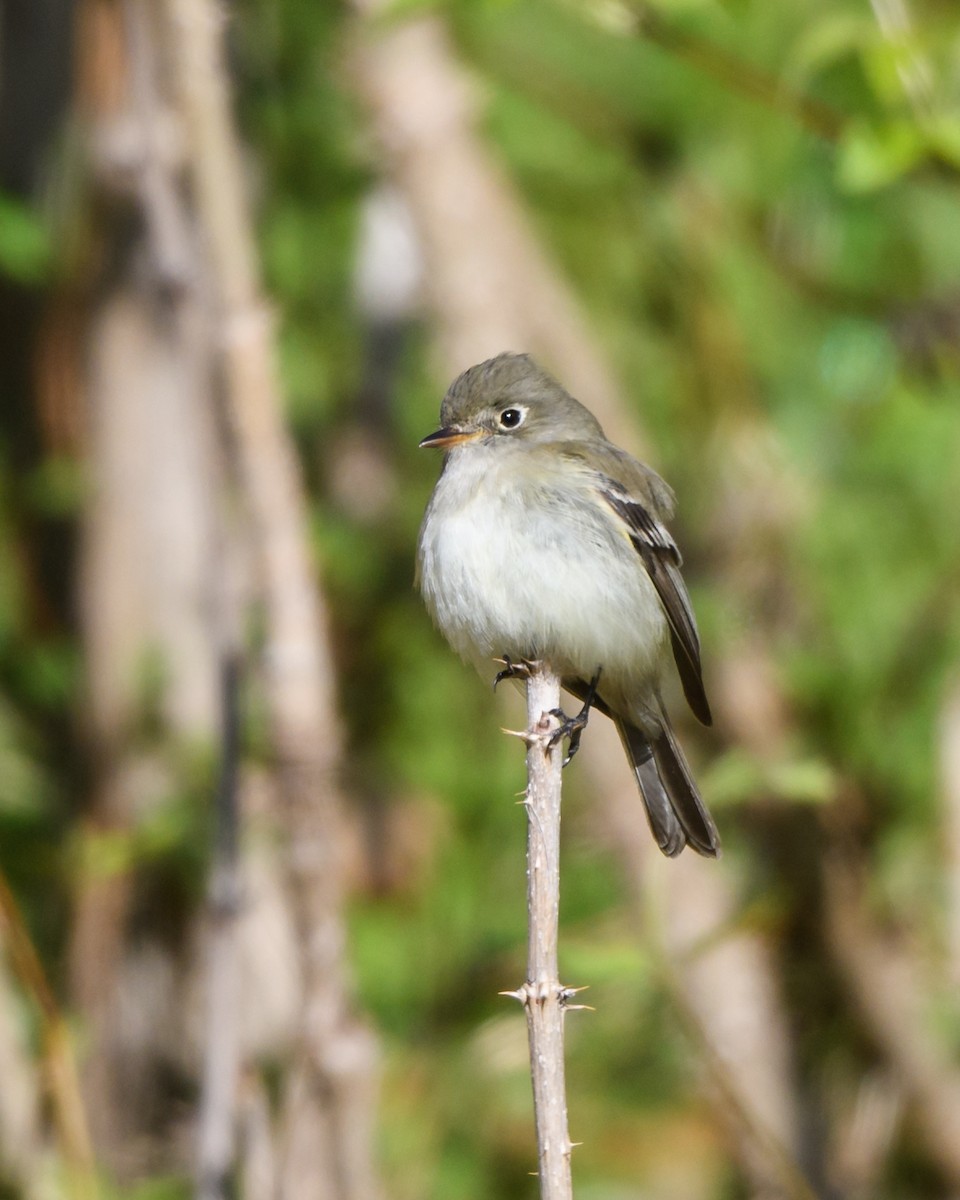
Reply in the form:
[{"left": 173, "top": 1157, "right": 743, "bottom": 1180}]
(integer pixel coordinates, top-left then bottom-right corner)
[{"left": 419, "top": 353, "right": 604, "bottom": 450}]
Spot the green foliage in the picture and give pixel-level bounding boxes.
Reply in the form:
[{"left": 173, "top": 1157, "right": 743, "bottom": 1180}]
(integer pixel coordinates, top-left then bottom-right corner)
[
  {"left": 235, "top": 0, "right": 960, "bottom": 1194},
  {"left": 115, "top": 1175, "right": 192, "bottom": 1200},
  {"left": 0, "top": 695, "right": 53, "bottom": 816},
  {"left": 4, "top": 0, "right": 960, "bottom": 1196},
  {"left": 0, "top": 193, "right": 51, "bottom": 283}
]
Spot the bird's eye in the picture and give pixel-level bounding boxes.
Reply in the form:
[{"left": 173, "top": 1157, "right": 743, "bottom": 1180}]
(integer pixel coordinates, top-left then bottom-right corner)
[{"left": 499, "top": 408, "right": 524, "bottom": 429}]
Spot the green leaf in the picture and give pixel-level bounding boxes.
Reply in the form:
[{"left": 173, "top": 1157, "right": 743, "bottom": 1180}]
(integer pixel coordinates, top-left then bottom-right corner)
[
  {"left": 837, "top": 119, "right": 926, "bottom": 191},
  {"left": 703, "top": 748, "right": 836, "bottom": 807},
  {"left": 924, "top": 112, "right": 960, "bottom": 168},
  {"left": 0, "top": 192, "right": 51, "bottom": 283},
  {"left": 785, "top": 12, "right": 874, "bottom": 89}
]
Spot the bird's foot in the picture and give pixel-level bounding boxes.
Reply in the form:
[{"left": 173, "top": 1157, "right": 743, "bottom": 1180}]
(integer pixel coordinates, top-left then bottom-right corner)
[
  {"left": 493, "top": 655, "right": 533, "bottom": 691},
  {"left": 548, "top": 669, "right": 602, "bottom": 766}
]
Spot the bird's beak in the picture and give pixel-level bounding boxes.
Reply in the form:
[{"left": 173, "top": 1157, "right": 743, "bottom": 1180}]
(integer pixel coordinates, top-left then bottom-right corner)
[{"left": 418, "top": 426, "right": 484, "bottom": 449}]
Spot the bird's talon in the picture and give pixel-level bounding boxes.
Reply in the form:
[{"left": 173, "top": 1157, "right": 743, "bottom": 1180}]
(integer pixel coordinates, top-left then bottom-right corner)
[
  {"left": 545, "top": 669, "right": 602, "bottom": 766},
  {"left": 493, "top": 655, "right": 532, "bottom": 691},
  {"left": 546, "top": 710, "right": 587, "bottom": 766}
]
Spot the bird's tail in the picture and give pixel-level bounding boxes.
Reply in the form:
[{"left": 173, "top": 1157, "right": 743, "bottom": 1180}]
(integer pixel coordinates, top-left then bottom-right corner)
[{"left": 615, "top": 715, "right": 720, "bottom": 858}]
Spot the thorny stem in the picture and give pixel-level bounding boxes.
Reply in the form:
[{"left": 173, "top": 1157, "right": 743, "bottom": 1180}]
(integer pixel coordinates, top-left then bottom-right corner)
[{"left": 504, "top": 663, "right": 575, "bottom": 1200}]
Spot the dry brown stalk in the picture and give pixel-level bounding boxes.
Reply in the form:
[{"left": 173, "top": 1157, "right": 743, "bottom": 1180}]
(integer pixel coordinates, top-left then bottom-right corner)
[
  {"left": 164, "top": 2, "right": 383, "bottom": 1196},
  {"left": 0, "top": 869, "right": 97, "bottom": 1200},
  {"left": 71, "top": 0, "right": 225, "bottom": 1167},
  {"left": 824, "top": 850, "right": 960, "bottom": 1188},
  {"left": 352, "top": 7, "right": 636, "bottom": 449}
]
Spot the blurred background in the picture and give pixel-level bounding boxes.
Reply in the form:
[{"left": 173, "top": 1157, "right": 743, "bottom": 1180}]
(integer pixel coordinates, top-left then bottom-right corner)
[{"left": 1, "top": 1, "right": 960, "bottom": 1198}]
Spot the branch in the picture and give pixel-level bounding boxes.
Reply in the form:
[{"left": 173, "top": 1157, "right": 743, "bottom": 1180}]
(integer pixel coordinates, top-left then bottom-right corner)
[
  {"left": 632, "top": 2, "right": 960, "bottom": 180},
  {"left": 196, "top": 653, "right": 243, "bottom": 1200},
  {"left": 164, "top": 3, "right": 384, "bottom": 1196},
  {"left": 0, "top": 869, "right": 97, "bottom": 1200},
  {"left": 631, "top": 4, "right": 843, "bottom": 142},
  {"left": 504, "top": 664, "right": 575, "bottom": 1200},
  {"left": 939, "top": 678, "right": 960, "bottom": 986},
  {"left": 823, "top": 847, "right": 960, "bottom": 1188},
  {"left": 352, "top": 7, "right": 639, "bottom": 449},
  {"left": 652, "top": 944, "right": 820, "bottom": 1200}
]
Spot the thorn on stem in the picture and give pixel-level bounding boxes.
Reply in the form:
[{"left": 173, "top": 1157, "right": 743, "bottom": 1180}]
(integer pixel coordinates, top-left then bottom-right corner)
[
  {"left": 501, "top": 726, "right": 539, "bottom": 747},
  {"left": 560, "top": 984, "right": 594, "bottom": 1011}
]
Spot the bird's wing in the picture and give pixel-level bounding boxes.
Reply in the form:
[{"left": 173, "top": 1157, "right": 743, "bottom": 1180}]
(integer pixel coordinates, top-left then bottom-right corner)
[{"left": 557, "top": 442, "right": 711, "bottom": 727}]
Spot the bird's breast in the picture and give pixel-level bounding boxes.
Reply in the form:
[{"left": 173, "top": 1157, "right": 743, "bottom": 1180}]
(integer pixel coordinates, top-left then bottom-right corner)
[{"left": 417, "top": 447, "right": 668, "bottom": 697}]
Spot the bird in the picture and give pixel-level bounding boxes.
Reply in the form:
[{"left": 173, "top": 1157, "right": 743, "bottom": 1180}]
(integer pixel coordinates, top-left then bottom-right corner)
[{"left": 416, "top": 352, "right": 719, "bottom": 857}]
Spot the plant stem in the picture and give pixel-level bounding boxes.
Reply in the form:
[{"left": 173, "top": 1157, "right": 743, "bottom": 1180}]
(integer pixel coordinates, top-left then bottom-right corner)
[
  {"left": 0, "top": 869, "right": 97, "bottom": 1200},
  {"left": 511, "top": 663, "right": 574, "bottom": 1200}
]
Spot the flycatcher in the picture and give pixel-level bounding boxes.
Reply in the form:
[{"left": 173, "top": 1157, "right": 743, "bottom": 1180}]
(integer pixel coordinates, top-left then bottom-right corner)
[{"left": 416, "top": 353, "right": 719, "bottom": 858}]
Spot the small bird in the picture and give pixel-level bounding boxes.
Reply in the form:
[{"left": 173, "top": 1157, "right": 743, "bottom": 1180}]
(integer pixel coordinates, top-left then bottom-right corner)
[{"left": 416, "top": 353, "right": 719, "bottom": 858}]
